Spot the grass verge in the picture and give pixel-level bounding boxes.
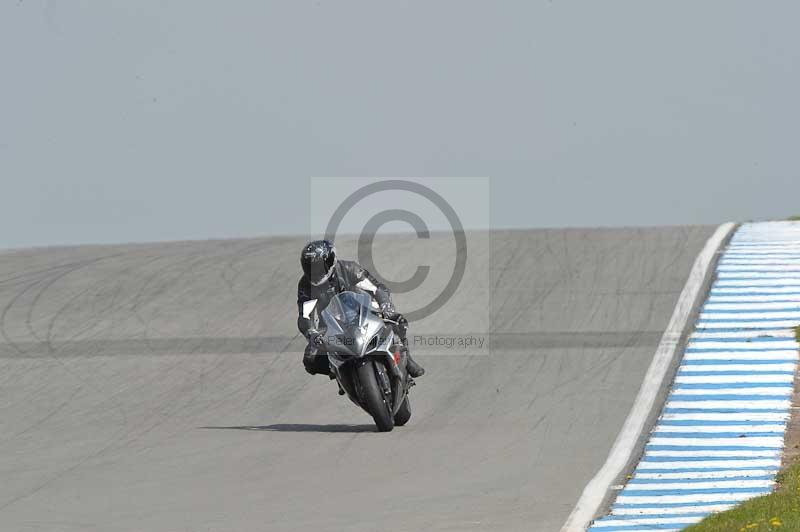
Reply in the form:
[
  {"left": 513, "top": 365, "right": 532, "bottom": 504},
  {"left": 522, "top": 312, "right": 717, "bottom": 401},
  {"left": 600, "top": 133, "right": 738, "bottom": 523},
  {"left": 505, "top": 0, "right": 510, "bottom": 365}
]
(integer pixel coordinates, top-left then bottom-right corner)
[{"left": 684, "top": 461, "right": 800, "bottom": 531}]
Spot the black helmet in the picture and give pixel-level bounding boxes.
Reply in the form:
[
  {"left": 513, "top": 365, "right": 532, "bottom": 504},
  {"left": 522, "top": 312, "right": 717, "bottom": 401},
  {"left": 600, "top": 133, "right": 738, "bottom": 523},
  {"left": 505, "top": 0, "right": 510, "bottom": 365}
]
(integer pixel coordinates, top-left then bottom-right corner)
[{"left": 300, "top": 239, "right": 337, "bottom": 286}]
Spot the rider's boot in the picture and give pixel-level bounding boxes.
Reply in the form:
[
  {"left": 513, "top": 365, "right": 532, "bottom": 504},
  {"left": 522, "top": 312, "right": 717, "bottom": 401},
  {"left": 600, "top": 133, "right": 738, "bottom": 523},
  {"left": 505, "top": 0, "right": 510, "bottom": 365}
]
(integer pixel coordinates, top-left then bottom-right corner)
[
  {"left": 405, "top": 350, "right": 425, "bottom": 378},
  {"left": 303, "top": 344, "right": 331, "bottom": 376}
]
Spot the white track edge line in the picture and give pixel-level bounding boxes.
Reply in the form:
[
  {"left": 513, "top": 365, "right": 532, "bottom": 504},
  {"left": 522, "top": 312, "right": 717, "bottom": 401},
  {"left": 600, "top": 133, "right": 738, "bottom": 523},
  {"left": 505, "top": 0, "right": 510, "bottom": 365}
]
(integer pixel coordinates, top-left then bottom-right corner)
[{"left": 559, "top": 222, "right": 736, "bottom": 532}]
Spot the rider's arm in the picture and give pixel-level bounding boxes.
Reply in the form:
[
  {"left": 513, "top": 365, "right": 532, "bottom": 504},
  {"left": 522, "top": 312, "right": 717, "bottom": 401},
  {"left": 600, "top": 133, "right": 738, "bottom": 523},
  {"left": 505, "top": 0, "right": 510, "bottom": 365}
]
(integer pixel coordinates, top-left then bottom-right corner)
[
  {"left": 352, "top": 263, "right": 396, "bottom": 315},
  {"left": 297, "top": 278, "right": 321, "bottom": 341}
]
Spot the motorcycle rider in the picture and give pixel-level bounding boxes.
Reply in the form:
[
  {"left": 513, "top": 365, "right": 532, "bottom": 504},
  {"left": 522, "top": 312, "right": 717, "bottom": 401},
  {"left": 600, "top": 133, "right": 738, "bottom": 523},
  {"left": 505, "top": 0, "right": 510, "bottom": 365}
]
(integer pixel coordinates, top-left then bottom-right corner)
[{"left": 297, "top": 239, "right": 425, "bottom": 378}]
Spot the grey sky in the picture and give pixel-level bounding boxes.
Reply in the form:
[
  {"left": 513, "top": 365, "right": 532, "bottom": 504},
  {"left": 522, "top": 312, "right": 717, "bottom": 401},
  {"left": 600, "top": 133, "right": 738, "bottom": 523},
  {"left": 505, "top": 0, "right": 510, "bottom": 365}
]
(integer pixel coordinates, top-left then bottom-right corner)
[{"left": 1, "top": 1, "right": 799, "bottom": 249}]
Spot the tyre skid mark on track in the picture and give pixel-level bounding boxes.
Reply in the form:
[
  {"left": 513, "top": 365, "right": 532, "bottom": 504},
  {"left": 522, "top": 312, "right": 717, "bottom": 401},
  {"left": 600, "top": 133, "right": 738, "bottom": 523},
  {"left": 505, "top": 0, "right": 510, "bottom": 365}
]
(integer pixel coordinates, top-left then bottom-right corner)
[
  {"left": 561, "top": 223, "right": 736, "bottom": 532},
  {"left": 0, "top": 229, "right": 721, "bottom": 529},
  {"left": 0, "top": 250, "right": 239, "bottom": 513},
  {"left": 0, "top": 255, "right": 129, "bottom": 438}
]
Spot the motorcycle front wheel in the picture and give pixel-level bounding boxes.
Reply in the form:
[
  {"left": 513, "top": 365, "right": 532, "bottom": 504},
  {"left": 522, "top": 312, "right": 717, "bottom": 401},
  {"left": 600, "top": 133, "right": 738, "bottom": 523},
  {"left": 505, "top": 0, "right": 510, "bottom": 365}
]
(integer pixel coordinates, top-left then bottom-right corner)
[{"left": 356, "top": 360, "right": 394, "bottom": 432}]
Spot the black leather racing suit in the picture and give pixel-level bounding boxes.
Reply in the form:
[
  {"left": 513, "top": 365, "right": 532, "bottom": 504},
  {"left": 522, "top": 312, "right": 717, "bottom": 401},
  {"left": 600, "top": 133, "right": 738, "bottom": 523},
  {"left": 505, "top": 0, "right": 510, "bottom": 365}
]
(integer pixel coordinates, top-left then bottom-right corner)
[{"left": 297, "top": 260, "right": 401, "bottom": 375}]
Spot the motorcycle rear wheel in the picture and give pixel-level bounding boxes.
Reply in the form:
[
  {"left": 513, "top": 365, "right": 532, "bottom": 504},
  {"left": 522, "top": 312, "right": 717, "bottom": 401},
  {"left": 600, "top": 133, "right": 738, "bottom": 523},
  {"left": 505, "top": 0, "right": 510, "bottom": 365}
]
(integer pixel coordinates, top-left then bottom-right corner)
[{"left": 356, "top": 360, "right": 394, "bottom": 432}]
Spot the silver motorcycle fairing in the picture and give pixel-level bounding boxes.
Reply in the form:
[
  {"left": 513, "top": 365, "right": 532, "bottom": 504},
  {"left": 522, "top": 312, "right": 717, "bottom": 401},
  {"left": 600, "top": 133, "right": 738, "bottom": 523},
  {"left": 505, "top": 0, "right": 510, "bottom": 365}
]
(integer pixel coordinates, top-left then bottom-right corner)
[
  {"left": 320, "top": 291, "right": 409, "bottom": 416},
  {"left": 327, "top": 326, "right": 395, "bottom": 371},
  {"left": 321, "top": 292, "right": 384, "bottom": 357}
]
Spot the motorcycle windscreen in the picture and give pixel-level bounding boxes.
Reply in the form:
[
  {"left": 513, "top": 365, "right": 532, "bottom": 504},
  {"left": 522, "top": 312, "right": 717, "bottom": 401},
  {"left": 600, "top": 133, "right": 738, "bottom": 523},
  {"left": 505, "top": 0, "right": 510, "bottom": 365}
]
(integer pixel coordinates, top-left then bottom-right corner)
[{"left": 320, "top": 291, "right": 373, "bottom": 337}]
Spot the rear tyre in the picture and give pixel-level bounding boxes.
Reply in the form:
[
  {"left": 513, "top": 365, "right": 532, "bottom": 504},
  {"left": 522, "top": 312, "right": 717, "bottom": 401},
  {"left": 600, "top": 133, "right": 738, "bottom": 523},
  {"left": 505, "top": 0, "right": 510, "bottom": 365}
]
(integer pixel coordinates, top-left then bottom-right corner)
[
  {"left": 394, "top": 396, "right": 412, "bottom": 426},
  {"left": 356, "top": 361, "right": 394, "bottom": 432}
]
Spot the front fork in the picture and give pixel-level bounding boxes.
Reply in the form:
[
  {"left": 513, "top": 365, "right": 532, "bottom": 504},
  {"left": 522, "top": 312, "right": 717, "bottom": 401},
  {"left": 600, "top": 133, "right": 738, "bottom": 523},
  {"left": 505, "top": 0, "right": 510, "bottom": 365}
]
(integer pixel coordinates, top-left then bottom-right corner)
[{"left": 335, "top": 354, "right": 409, "bottom": 413}]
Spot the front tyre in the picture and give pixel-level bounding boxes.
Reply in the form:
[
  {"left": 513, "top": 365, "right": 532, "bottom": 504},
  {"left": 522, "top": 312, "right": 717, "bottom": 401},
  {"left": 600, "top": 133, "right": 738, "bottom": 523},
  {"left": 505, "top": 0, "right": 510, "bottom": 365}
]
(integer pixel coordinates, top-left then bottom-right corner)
[
  {"left": 356, "top": 361, "right": 394, "bottom": 432},
  {"left": 394, "top": 396, "right": 411, "bottom": 426}
]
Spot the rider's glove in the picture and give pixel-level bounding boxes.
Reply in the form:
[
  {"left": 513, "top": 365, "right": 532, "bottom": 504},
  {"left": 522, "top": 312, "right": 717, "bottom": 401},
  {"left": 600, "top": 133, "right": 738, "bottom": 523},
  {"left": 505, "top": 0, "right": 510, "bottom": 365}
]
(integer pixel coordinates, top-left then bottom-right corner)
[
  {"left": 394, "top": 313, "right": 408, "bottom": 331},
  {"left": 385, "top": 312, "right": 408, "bottom": 337},
  {"left": 309, "top": 333, "right": 325, "bottom": 347}
]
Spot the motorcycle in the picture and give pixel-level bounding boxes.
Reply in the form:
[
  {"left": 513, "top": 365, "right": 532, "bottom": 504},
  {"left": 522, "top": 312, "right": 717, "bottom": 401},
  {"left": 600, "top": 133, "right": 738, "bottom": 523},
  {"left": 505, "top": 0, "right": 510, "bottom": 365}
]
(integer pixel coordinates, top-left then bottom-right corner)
[{"left": 319, "top": 291, "right": 414, "bottom": 432}]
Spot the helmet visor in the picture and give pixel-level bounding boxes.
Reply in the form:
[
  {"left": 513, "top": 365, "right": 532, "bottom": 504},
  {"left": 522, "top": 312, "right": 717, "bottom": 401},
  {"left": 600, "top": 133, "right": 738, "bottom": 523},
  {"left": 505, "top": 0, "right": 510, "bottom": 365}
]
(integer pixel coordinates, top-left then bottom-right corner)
[{"left": 308, "top": 260, "right": 335, "bottom": 286}]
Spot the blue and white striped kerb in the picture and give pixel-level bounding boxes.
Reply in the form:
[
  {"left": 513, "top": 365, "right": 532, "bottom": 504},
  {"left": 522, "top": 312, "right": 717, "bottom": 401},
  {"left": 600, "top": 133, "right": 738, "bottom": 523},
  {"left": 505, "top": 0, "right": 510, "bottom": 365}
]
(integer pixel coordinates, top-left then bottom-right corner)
[{"left": 588, "top": 222, "right": 800, "bottom": 532}]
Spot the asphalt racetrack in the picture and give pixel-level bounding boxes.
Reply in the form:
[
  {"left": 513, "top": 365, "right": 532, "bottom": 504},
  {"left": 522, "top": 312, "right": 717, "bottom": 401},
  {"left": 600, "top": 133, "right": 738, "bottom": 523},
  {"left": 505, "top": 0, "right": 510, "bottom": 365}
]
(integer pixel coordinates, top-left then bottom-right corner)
[{"left": 0, "top": 227, "right": 715, "bottom": 532}]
